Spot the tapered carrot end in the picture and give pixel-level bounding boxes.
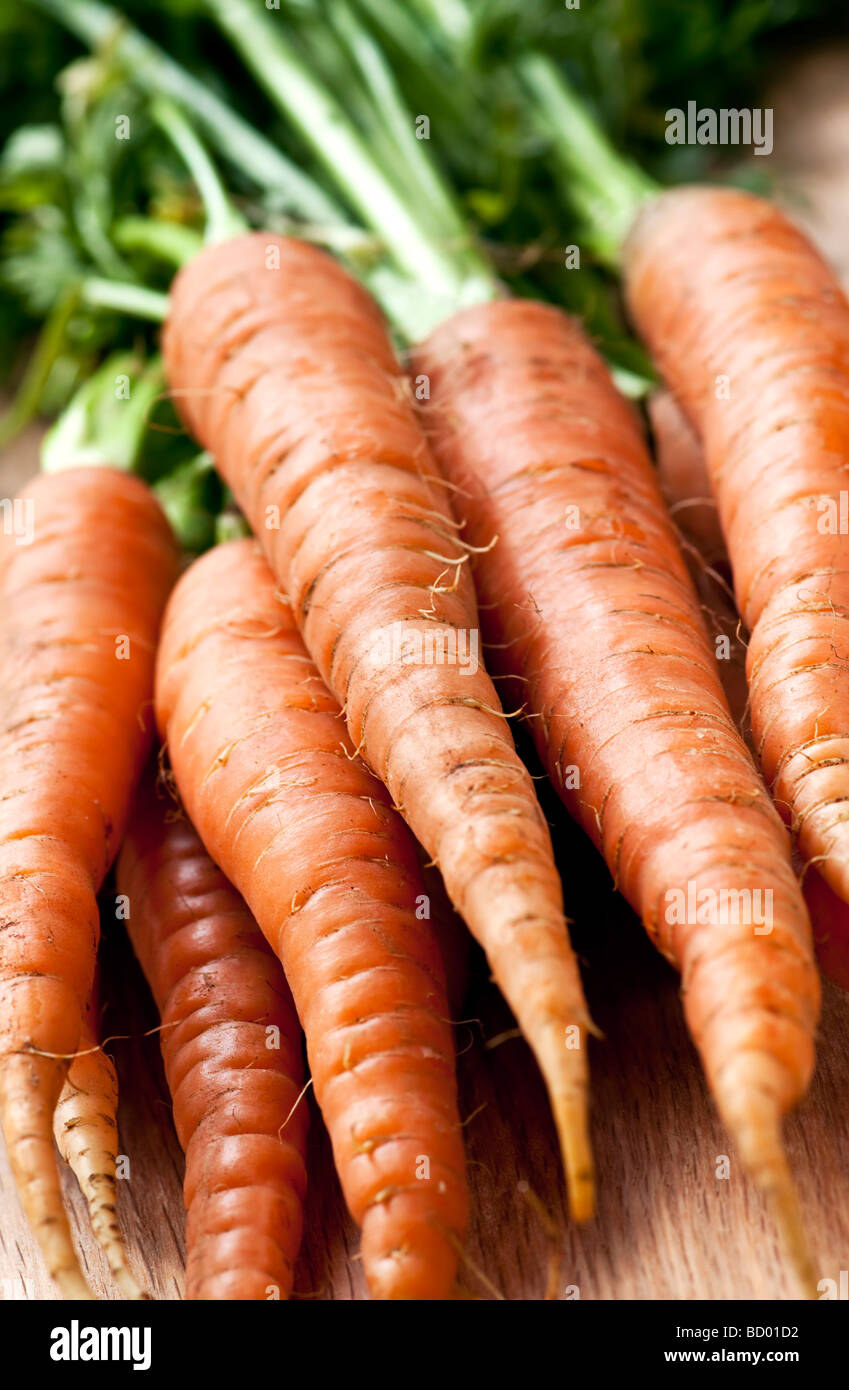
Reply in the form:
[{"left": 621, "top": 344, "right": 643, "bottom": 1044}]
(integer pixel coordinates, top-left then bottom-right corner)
[
  {"left": 93, "top": 1235, "right": 147, "bottom": 1301},
  {"left": 539, "top": 1017, "right": 597, "bottom": 1223},
  {"left": 532, "top": 1014, "right": 594, "bottom": 1223},
  {"left": 0, "top": 1052, "right": 94, "bottom": 1300},
  {"left": 115, "top": 1268, "right": 149, "bottom": 1300},
  {"left": 55, "top": 1050, "right": 149, "bottom": 1301},
  {"left": 729, "top": 1096, "right": 816, "bottom": 1298},
  {"left": 766, "top": 1172, "right": 818, "bottom": 1300},
  {"left": 55, "top": 1268, "right": 96, "bottom": 1301},
  {"left": 748, "top": 1133, "right": 817, "bottom": 1299},
  {"left": 553, "top": 1093, "right": 595, "bottom": 1223}
]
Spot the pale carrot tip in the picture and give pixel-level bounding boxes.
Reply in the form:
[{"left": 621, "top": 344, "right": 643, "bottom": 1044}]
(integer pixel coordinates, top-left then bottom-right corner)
[
  {"left": 553, "top": 1095, "right": 595, "bottom": 1224},
  {"left": 55, "top": 1267, "right": 95, "bottom": 1301},
  {"left": 733, "top": 1110, "right": 816, "bottom": 1298},
  {"left": 112, "top": 1265, "right": 148, "bottom": 1301},
  {"left": 764, "top": 1176, "right": 818, "bottom": 1300}
]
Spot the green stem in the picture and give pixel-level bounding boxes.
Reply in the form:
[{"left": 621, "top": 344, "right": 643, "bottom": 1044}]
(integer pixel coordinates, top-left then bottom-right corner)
[
  {"left": 41, "top": 350, "right": 164, "bottom": 473},
  {"left": 208, "top": 0, "right": 473, "bottom": 304},
  {"left": 329, "top": 1, "right": 463, "bottom": 243},
  {"left": 330, "top": 0, "right": 497, "bottom": 304},
  {"left": 151, "top": 96, "right": 247, "bottom": 244},
  {"left": 72, "top": 186, "right": 132, "bottom": 282},
  {"left": 113, "top": 216, "right": 203, "bottom": 268},
  {"left": 414, "top": 0, "right": 474, "bottom": 48},
  {"left": 80, "top": 277, "right": 169, "bottom": 321},
  {"left": 214, "top": 509, "right": 252, "bottom": 545},
  {"left": 0, "top": 288, "right": 80, "bottom": 448},
  {"left": 28, "top": 0, "right": 343, "bottom": 226},
  {"left": 154, "top": 452, "right": 222, "bottom": 553},
  {"left": 520, "top": 53, "right": 658, "bottom": 268},
  {"left": 350, "top": 0, "right": 493, "bottom": 189}
]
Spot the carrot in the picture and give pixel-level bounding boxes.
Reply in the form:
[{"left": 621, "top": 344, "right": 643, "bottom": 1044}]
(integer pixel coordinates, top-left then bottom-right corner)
[
  {"left": 116, "top": 763, "right": 308, "bottom": 1301},
  {"left": 53, "top": 970, "right": 146, "bottom": 1300},
  {"left": 525, "top": 66, "right": 849, "bottom": 928},
  {"left": 0, "top": 467, "right": 179, "bottom": 1297},
  {"left": 652, "top": 385, "right": 849, "bottom": 995},
  {"left": 649, "top": 388, "right": 751, "bottom": 736},
  {"left": 624, "top": 187, "right": 849, "bottom": 908},
  {"left": 155, "top": 538, "right": 471, "bottom": 1299},
  {"left": 412, "top": 299, "right": 821, "bottom": 1289},
  {"left": 649, "top": 389, "right": 728, "bottom": 573},
  {"left": 162, "top": 235, "right": 594, "bottom": 1221}
]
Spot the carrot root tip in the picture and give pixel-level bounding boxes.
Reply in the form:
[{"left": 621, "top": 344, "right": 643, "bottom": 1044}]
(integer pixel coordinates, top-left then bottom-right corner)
[
  {"left": 732, "top": 1108, "right": 816, "bottom": 1298},
  {"left": 54, "top": 1268, "right": 96, "bottom": 1301},
  {"left": 553, "top": 1094, "right": 595, "bottom": 1224}
]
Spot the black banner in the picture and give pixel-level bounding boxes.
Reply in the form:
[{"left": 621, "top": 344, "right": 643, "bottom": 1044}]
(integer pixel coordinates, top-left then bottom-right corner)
[{"left": 0, "top": 1297, "right": 841, "bottom": 1379}]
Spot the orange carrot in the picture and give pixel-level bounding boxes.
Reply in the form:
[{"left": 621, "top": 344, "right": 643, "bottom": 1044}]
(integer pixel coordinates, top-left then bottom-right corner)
[
  {"left": 0, "top": 467, "right": 179, "bottom": 1297},
  {"left": 418, "top": 860, "right": 470, "bottom": 1019},
  {"left": 412, "top": 299, "right": 820, "bottom": 1288},
  {"left": 162, "top": 234, "right": 594, "bottom": 1220},
  {"left": 625, "top": 187, "right": 849, "bottom": 913},
  {"left": 649, "top": 388, "right": 751, "bottom": 735},
  {"left": 116, "top": 764, "right": 308, "bottom": 1301},
  {"left": 155, "top": 538, "right": 471, "bottom": 1299},
  {"left": 649, "top": 389, "right": 728, "bottom": 572},
  {"left": 652, "top": 385, "right": 849, "bottom": 994},
  {"left": 53, "top": 970, "right": 146, "bottom": 1300}
]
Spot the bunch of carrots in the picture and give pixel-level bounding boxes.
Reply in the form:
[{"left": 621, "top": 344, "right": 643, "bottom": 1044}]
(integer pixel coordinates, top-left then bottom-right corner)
[{"left": 1, "top": 0, "right": 848, "bottom": 1300}]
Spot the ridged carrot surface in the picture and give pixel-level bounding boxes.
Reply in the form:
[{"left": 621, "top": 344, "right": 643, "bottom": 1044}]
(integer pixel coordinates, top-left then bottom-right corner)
[
  {"left": 0, "top": 467, "right": 178, "bottom": 1297},
  {"left": 413, "top": 299, "right": 820, "bottom": 1288},
  {"left": 652, "top": 383, "right": 849, "bottom": 994},
  {"left": 117, "top": 765, "right": 307, "bottom": 1300},
  {"left": 626, "top": 186, "right": 849, "bottom": 912},
  {"left": 155, "top": 538, "right": 470, "bottom": 1299},
  {"left": 53, "top": 971, "right": 145, "bottom": 1299},
  {"left": 162, "top": 234, "right": 593, "bottom": 1219},
  {"left": 649, "top": 387, "right": 750, "bottom": 733}
]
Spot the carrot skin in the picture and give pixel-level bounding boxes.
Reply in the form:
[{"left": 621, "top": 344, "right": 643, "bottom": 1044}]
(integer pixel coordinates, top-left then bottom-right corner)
[
  {"left": 652, "top": 384, "right": 849, "bottom": 994},
  {"left": 116, "top": 765, "right": 307, "bottom": 1301},
  {"left": 155, "top": 539, "right": 471, "bottom": 1299},
  {"left": 162, "top": 235, "right": 593, "bottom": 1221},
  {"left": 649, "top": 388, "right": 728, "bottom": 569},
  {"left": 0, "top": 467, "right": 179, "bottom": 1297},
  {"left": 53, "top": 971, "right": 146, "bottom": 1299},
  {"left": 625, "top": 187, "right": 849, "bottom": 911},
  {"left": 412, "top": 299, "right": 820, "bottom": 1290}
]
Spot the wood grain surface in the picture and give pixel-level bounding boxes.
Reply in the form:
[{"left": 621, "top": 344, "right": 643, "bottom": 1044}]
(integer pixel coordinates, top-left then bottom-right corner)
[{"left": 2, "top": 43, "right": 849, "bottom": 1304}]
